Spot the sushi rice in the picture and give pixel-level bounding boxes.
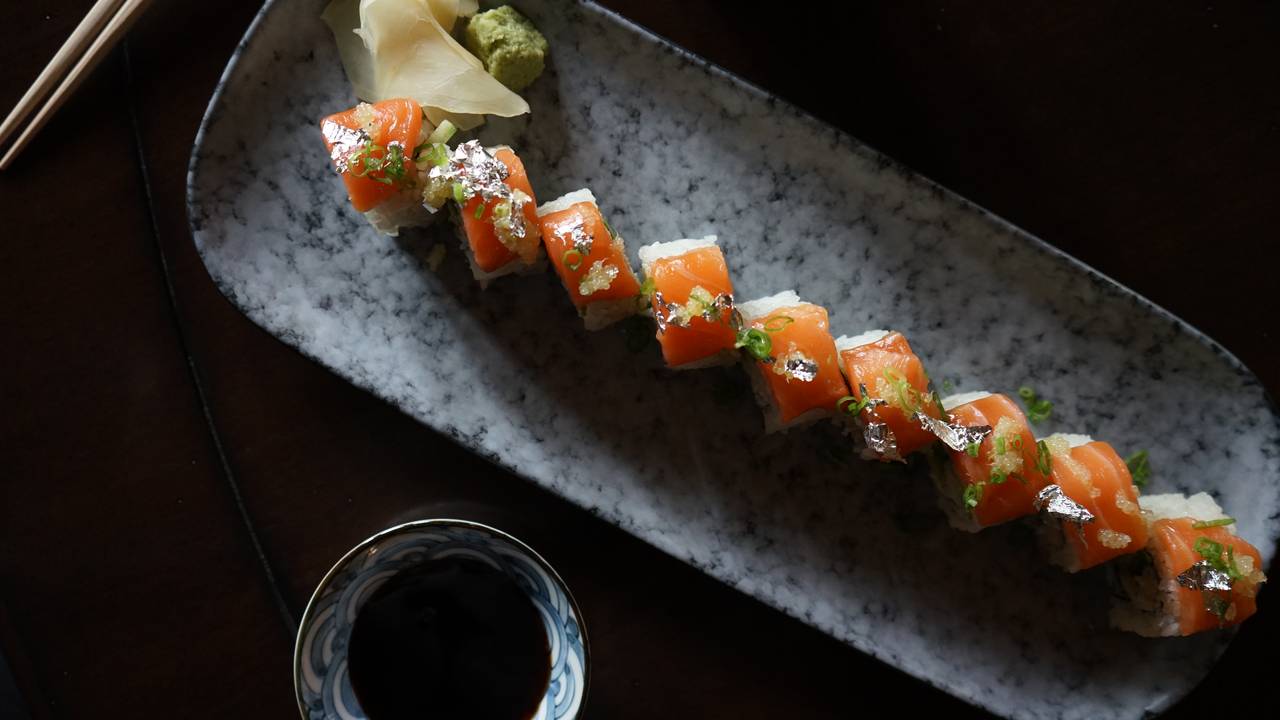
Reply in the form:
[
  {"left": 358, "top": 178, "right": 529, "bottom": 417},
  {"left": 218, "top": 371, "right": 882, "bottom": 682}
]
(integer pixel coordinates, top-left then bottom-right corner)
[
  {"left": 364, "top": 192, "right": 437, "bottom": 236},
  {"left": 637, "top": 235, "right": 719, "bottom": 272}
]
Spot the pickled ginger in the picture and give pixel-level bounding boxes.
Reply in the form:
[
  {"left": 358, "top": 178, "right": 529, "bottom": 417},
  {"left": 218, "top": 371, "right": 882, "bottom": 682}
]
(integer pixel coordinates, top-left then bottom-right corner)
[{"left": 321, "top": 0, "right": 528, "bottom": 130}]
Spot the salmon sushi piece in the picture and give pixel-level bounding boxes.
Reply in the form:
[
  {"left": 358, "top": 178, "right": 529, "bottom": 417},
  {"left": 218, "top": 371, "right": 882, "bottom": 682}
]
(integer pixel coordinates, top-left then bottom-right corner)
[
  {"left": 737, "top": 292, "right": 850, "bottom": 433},
  {"left": 929, "top": 391, "right": 1053, "bottom": 532},
  {"left": 834, "top": 330, "right": 942, "bottom": 462},
  {"left": 1111, "top": 493, "right": 1266, "bottom": 636},
  {"left": 637, "top": 236, "right": 737, "bottom": 369},
  {"left": 320, "top": 99, "right": 436, "bottom": 236},
  {"left": 1033, "top": 434, "right": 1150, "bottom": 572},
  {"left": 538, "top": 190, "right": 642, "bottom": 330},
  {"left": 426, "top": 141, "right": 543, "bottom": 286}
]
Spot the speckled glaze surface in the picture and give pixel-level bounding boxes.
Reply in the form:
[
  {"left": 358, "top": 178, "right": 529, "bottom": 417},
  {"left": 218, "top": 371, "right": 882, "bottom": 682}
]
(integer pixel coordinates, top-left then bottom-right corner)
[{"left": 188, "top": 1, "right": 1280, "bottom": 718}]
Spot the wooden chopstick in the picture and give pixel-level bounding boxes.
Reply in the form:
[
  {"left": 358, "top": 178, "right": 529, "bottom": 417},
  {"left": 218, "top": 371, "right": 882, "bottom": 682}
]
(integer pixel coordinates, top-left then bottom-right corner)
[
  {"left": 0, "top": 0, "right": 126, "bottom": 152},
  {"left": 0, "top": 0, "right": 151, "bottom": 171}
]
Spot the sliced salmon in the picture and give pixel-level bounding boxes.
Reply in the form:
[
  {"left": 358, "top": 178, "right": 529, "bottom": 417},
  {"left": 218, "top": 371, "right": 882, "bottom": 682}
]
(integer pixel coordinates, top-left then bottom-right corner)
[
  {"left": 1150, "top": 518, "right": 1264, "bottom": 634},
  {"left": 320, "top": 99, "right": 423, "bottom": 212},
  {"left": 838, "top": 331, "right": 939, "bottom": 458},
  {"left": 541, "top": 200, "right": 640, "bottom": 307},
  {"left": 646, "top": 245, "right": 736, "bottom": 367},
  {"left": 1047, "top": 439, "right": 1149, "bottom": 570},
  {"left": 749, "top": 303, "right": 850, "bottom": 424},
  {"left": 459, "top": 148, "right": 541, "bottom": 272},
  {"left": 947, "top": 393, "right": 1052, "bottom": 528}
]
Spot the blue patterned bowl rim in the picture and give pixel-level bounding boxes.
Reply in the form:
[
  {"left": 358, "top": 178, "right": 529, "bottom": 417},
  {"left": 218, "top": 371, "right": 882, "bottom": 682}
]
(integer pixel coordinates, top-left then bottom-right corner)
[{"left": 292, "top": 518, "right": 590, "bottom": 719}]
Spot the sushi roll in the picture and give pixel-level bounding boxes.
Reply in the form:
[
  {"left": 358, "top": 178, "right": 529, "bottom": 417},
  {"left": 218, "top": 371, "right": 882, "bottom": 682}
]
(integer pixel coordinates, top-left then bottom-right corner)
[
  {"left": 319, "top": 99, "right": 438, "bottom": 236},
  {"left": 637, "top": 236, "right": 737, "bottom": 369},
  {"left": 538, "top": 189, "right": 642, "bottom": 330},
  {"left": 1033, "top": 434, "right": 1150, "bottom": 572},
  {"left": 426, "top": 140, "right": 543, "bottom": 286},
  {"left": 1110, "top": 492, "right": 1266, "bottom": 636},
  {"left": 929, "top": 391, "right": 1053, "bottom": 532},
  {"left": 834, "top": 330, "right": 942, "bottom": 462},
  {"left": 737, "top": 291, "right": 849, "bottom": 433}
]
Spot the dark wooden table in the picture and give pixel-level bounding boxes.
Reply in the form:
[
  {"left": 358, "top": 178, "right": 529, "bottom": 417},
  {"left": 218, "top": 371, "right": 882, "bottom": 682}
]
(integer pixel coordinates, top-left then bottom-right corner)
[{"left": 2, "top": 1, "right": 1277, "bottom": 717}]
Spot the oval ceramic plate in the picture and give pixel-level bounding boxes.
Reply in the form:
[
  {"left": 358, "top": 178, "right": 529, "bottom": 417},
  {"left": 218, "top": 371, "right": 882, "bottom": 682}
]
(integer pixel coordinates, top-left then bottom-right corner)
[
  {"left": 294, "top": 520, "right": 587, "bottom": 719},
  {"left": 189, "top": 1, "right": 1280, "bottom": 718}
]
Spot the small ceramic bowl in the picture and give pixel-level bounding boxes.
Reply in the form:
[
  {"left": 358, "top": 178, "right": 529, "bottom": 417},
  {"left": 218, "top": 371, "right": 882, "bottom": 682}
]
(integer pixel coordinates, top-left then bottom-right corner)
[{"left": 293, "top": 519, "right": 589, "bottom": 719}]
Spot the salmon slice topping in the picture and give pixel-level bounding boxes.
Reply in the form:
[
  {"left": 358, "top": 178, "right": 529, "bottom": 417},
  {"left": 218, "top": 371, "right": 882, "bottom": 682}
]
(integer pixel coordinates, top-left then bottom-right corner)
[
  {"left": 320, "top": 98, "right": 423, "bottom": 212},
  {"left": 647, "top": 246, "right": 737, "bottom": 367},
  {"left": 946, "top": 394, "right": 1052, "bottom": 528},
  {"left": 1045, "top": 439, "right": 1149, "bottom": 570},
  {"left": 838, "top": 331, "right": 940, "bottom": 458},
  {"left": 541, "top": 201, "right": 640, "bottom": 306},
  {"left": 748, "top": 304, "right": 850, "bottom": 423},
  {"left": 460, "top": 148, "right": 542, "bottom": 272},
  {"left": 1149, "top": 518, "right": 1265, "bottom": 634}
]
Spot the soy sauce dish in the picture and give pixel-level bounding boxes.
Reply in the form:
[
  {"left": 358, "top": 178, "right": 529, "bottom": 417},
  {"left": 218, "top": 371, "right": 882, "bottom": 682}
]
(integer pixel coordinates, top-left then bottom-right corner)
[{"left": 294, "top": 520, "right": 588, "bottom": 720}]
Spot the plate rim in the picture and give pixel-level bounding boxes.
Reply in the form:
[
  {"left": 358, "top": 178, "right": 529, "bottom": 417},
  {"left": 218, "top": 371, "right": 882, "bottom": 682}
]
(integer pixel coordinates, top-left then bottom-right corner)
[{"left": 187, "top": 1, "right": 1280, "bottom": 717}]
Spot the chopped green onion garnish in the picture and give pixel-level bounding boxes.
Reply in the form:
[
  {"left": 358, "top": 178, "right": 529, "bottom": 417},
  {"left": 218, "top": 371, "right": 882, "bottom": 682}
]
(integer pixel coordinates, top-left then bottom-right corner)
[
  {"left": 1193, "top": 537, "right": 1244, "bottom": 580},
  {"left": 426, "top": 143, "right": 449, "bottom": 167},
  {"left": 1036, "top": 439, "right": 1052, "bottom": 475},
  {"left": 346, "top": 140, "right": 411, "bottom": 188},
  {"left": 452, "top": 182, "right": 466, "bottom": 204},
  {"left": 762, "top": 315, "right": 794, "bottom": 333},
  {"left": 735, "top": 328, "right": 773, "bottom": 362},
  {"left": 837, "top": 395, "right": 871, "bottom": 417},
  {"left": 638, "top": 277, "right": 655, "bottom": 299},
  {"left": 1018, "top": 385, "right": 1052, "bottom": 423},
  {"left": 1010, "top": 434, "right": 1024, "bottom": 451},
  {"left": 473, "top": 203, "right": 486, "bottom": 219},
  {"left": 346, "top": 141, "right": 375, "bottom": 177},
  {"left": 562, "top": 249, "right": 584, "bottom": 272},
  {"left": 1192, "top": 517, "right": 1236, "bottom": 529},
  {"left": 989, "top": 470, "right": 1007, "bottom": 485},
  {"left": 965, "top": 441, "right": 980, "bottom": 458},
  {"left": 963, "top": 482, "right": 983, "bottom": 510},
  {"left": 1027, "top": 399, "right": 1052, "bottom": 423},
  {"left": 602, "top": 216, "right": 618, "bottom": 240},
  {"left": 425, "top": 119, "right": 458, "bottom": 145},
  {"left": 1225, "top": 545, "right": 1242, "bottom": 580},
  {"left": 995, "top": 436, "right": 1006, "bottom": 456},
  {"left": 382, "top": 144, "right": 408, "bottom": 183},
  {"left": 1194, "top": 537, "right": 1225, "bottom": 564},
  {"left": 881, "top": 367, "right": 921, "bottom": 414},
  {"left": 1125, "top": 450, "right": 1150, "bottom": 488}
]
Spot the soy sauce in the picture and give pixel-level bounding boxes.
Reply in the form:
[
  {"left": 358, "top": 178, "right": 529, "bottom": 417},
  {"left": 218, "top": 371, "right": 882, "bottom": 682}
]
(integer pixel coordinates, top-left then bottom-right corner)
[{"left": 347, "top": 556, "right": 551, "bottom": 720}]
